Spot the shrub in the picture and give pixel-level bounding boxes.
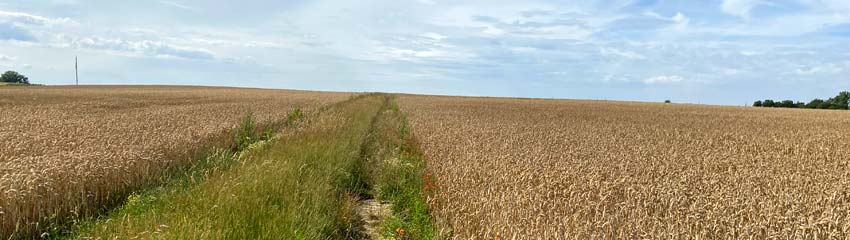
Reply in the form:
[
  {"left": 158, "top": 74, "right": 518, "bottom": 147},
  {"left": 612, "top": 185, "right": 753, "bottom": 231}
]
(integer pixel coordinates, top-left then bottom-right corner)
[
  {"left": 1, "top": 71, "right": 29, "bottom": 84},
  {"left": 287, "top": 107, "right": 303, "bottom": 126},
  {"left": 234, "top": 111, "right": 256, "bottom": 150}
]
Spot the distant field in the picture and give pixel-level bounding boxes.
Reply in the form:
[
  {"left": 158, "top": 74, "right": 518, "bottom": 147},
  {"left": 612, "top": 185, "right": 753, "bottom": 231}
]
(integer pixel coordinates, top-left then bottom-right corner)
[
  {"left": 0, "top": 82, "right": 43, "bottom": 86},
  {"left": 0, "top": 86, "right": 350, "bottom": 236},
  {"left": 398, "top": 95, "right": 850, "bottom": 239}
]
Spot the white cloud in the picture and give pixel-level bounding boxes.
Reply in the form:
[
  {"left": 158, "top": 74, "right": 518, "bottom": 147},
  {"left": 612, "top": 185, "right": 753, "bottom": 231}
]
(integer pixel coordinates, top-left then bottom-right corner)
[
  {"left": 63, "top": 36, "right": 216, "bottom": 60},
  {"left": 171, "top": 36, "right": 289, "bottom": 49},
  {"left": 0, "top": 10, "right": 76, "bottom": 26},
  {"left": 482, "top": 25, "right": 505, "bottom": 35},
  {"left": 0, "top": 22, "right": 35, "bottom": 41},
  {"left": 0, "top": 54, "right": 15, "bottom": 61},
  {"left": 470, "top": 15, "right": 597, "bottom": 40},
  {"left": 739, "top": 51, "right": 762, "bottom": 56},
  {"left": 599, "top": 47, "right": 645, "bottom": 60},
  {"left": 420, "top": 32, "right": 447, "bottom": 40},
  {"left": 432, "top": 5, "right": 619, "bottom": 41},
  {"left": 390, "top": 48, "right": 442, "bottom": 58},
  {"left": 721, "top": 0, "right": 765, "bottom": 19},
  {"left": 795, "top": 63, "right": 844, "bottom": 75},
  {"left": 509, "top": 46, "right": 539, "bottom": 53},
  {"left": 644, "top": 11, "right": 689, "bottom": 30},
  {"left": 643, "top": 75, "right": 684, "bottom": 84},
  {"left": 373, "top": 45, "right": 467, "bottom": 62},
  {"left": 0, "top": 10, "right": 221, "bottom": 60},
  {"left": 801, "top": 0, "right": 850, "bottom": 12},
  {"left": 672, "top": 12, "right": 690, "bottom": 30},
  {"left": 0, "top": 10, "right": 78, "bottom": 42},
  {"left": 158, "top": 1, "right": 199, "bottom": 12}
]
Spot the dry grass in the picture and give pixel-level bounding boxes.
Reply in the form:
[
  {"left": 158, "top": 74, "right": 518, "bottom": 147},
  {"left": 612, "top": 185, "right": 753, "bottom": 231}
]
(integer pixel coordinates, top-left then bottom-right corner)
[
  {"left": 397, "top": 95, "right": 850, "bottom": 239},
  {"left": 0, "top": 86, "right": 350, "bottom": 237}
]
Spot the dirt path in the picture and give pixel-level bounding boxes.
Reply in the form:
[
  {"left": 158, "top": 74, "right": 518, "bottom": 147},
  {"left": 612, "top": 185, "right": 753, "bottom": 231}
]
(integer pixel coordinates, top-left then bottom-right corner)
[{"left": 356, "top": 199, "right": 391, "bottom": 239}]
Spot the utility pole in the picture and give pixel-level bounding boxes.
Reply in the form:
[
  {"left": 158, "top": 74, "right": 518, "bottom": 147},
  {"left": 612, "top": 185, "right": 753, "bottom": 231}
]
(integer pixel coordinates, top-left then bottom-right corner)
[{"left": 75, "top": 56, "right": 79, "bottom": 85}]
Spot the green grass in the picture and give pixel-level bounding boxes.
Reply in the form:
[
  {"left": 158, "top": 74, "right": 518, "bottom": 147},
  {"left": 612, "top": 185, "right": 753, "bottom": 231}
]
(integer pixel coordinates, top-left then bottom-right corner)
[
  {"left": 31, "top": 110, "right": 292, "bottom": 239},
  {"left": 68, "top": 94, "right": 390, "bottom": 239},
  {"left": 356, "top": 97, "right": 439, "bottom": 239},
  {"left": 379, "top": 104, "right": 439, "bottom": 239},
  {"left": 60, "top": 94, "right": 440, "bottom": 239}
]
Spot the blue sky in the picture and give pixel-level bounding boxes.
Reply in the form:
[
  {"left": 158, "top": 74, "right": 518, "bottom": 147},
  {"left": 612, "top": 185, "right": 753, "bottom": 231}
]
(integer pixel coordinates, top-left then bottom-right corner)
[{"left": 1, "top": 0, "right": 848, "bottom": 105}]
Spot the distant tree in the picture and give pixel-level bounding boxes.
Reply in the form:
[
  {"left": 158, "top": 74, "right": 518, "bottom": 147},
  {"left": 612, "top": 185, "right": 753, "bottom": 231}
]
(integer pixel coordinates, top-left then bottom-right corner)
[
  {"left": 664, "top": 100, "right": 671, "bottom": 104},
  {"left": 780, "top": 100, "right": 796, "bottom": 108},
  {"left": 831, "top": 91, "right": 850, "bottom": 109},
  {"left": 756, "top": 91, "right": 849, "bottom": 110},
  {"left": 807, "top": 99, "right": 824, "bottom": 109},
  {"left": 763, "top": 99, "right": 776, "bottom": 107},
  {"left": 0, "top": 71, "right": 29, "bottom": 84}
]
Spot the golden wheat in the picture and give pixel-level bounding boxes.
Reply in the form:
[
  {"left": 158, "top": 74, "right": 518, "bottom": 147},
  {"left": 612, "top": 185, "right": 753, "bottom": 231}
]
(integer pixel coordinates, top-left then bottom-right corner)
[
  {"left": 0, "top": 86, "right": 349, "bottom": 236},
  {"left": 398, "top": 95, "right": 850, "bottom": 239}
]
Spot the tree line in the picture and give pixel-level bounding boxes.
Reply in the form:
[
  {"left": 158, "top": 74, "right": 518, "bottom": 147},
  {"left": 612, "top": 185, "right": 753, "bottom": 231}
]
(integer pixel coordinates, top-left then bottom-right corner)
[{"left": 753, "top": 91, "right": 850, "bottom": 110}]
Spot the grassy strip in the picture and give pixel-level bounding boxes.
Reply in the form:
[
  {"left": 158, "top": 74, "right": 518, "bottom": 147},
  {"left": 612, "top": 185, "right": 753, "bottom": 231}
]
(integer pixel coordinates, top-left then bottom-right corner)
[
  {"left": 361, "top": 96, "right": 440, "bottom": 239},
  {"left": 67, "top": 94, "right": 385, "bottom": 239},
  {"left": 31, "top": 109, "right": 294, "bottom": 239},
  {"left": 52, "top": 109, "right": 301, "bottom": 239},
  {"left": 0, "top": 83, "right": 42, "bottom": 87}
]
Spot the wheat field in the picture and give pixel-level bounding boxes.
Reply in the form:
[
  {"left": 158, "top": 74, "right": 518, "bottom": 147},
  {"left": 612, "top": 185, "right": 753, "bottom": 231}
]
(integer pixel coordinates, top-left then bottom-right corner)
[
  {"left": 398, "top": 95, "right": 850, "bottom": 239},
  {"left": 0, "top": 86, "right": 349, "bottom": 236}
]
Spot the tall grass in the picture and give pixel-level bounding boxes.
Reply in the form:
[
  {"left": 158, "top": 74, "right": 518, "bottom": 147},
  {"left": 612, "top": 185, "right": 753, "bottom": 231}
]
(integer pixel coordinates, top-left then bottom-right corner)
[
  {"left": 233, "top": 111, "right": 257, "bottom": 151},
  {"left": 357, "top": 97, "right": 439, "bottom": 239},
  {"left": 55, "top": 110, "right": 288, "bottom": 238},
  {"left": 71, "top": 95, "right": 387, "bottom": 239}
]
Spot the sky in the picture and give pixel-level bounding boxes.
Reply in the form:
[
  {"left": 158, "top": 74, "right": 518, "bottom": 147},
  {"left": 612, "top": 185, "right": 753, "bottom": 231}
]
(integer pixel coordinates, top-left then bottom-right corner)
[{"left": 0, "top": 0, "right": 848, "bottom": 105}]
